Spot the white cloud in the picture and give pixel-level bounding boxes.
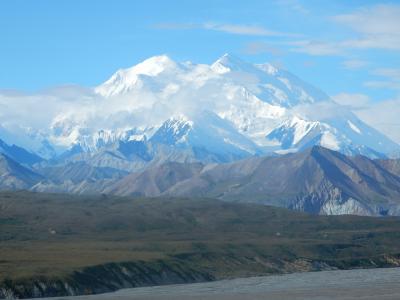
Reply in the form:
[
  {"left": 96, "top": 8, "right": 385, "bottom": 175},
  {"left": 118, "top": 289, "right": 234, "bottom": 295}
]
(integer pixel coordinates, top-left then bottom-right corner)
[
  {"left": 155, "top": 22, "right": 295, "bottom": 37},
  {"left": 333, "top": 4, "right": 400, "bottom": 50},
  {"left": 0, "top": 86, "right": 95, "bottom": 130},
  {"left": 289, "top": 40, "right": 343, "bottom": 56},
  {"left": 153, "top": 23, "right": 197, "bottom": 30},
  {"left": 203, "top": 23, "right": 283, "bottom": 36},
  {"left": 341, "top": 59, "right": 368, "bottom": 70},
  {"left": 242, "top": 41, "right": 283, "bottom": 55},
  {"left": 332, "top": 93, "right": 370, "bottom": 109},
  {"left": 364, "top": 68, "right": 400, "bottom": 91},
  {"left": 287, "top": 4, "right": 400, "bottom": 56},
  {"left": 364, "top": 81, "right": 400, "bottom": 90},
  {"left": 276, "top": 0, "right": 309, "bottom": 14},
  {"left": 332, "top": 92, "right": 400, "bottom": 144},
  {"left": 0, "top": 86, "right": 100, "bottom": 152},
  {"left": 357, "top": 98, "right": 400, "bottom": 144},
  {"left": 373, "top": 68, "right": 400, "bottom": 79}
]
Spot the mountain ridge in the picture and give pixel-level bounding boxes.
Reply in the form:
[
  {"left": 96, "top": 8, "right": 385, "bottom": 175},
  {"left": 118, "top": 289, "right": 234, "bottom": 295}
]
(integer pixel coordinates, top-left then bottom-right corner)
[
  {"left": 100, "top": 146, "right": 400, "bottom": 216},
  {"left": 2, "top": 54, "right": 398, "bottom": 166},
  {"left": 59, "top": 54, "right": 400, "bottom": 159},
  {"left": 7, "top": 146, "right": 397, "bottom": 216},
  {"left": 0, "top": 153, "right": 43, "bottom": 189}
]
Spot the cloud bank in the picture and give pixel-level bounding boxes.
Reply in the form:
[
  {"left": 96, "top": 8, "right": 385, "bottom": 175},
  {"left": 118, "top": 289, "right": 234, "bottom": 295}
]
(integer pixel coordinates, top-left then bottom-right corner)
[{"left": 332, "top": 93, "right": 400, "bottom": 144}]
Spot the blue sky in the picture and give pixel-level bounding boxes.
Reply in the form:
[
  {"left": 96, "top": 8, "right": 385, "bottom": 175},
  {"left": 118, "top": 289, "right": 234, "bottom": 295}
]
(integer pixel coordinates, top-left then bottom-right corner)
[
  {"left": 0, "top": 0, "right": 399, "bottom": 144},
  {"left": 1, "top": 0, "right": 399, "bottom": 103}
]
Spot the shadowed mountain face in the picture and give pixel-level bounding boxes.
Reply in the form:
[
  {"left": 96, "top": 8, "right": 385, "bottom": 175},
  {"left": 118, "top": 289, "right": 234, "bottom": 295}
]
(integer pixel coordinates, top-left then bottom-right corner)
[
  {"left": 37, "top": 161, "right": 129, "bottom": 184},
  {"left": 105, "top": 147, "right": 400, "bottom": 216},
  {"left": 106, "top": 162, "right": 204, "bottom": 197},
  {"left": 0, "top": 154, "right": 43, "bottom": 189},
  {"left": 0, "top": 139, "right": 43, "bottom": 166},
  {"left": 376, "top": 159, "right": 400, "bottom": 177}
]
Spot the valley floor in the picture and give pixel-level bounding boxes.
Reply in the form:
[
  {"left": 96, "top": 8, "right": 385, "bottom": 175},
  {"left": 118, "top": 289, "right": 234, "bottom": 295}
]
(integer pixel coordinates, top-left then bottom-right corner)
[
  {"left": 32, "top": 267, "right": 400, "bottom": 300},
  {"left": 3, "top": 192, "right": 400, "bottom": 299}
]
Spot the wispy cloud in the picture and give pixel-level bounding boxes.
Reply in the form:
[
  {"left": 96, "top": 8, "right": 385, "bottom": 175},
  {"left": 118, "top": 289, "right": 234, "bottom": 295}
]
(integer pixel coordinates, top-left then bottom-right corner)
[
  {"left": 153, "top": 23, "right": 197, "bottom": 30},
  {"left": 341, "top": 59, "right": 368, "bottom": 70},
  {"left": 154, "top": 22, "right": 295, "bottom": 37},
  {"left": 275, "top": 0, "right": 309, "bottom": 14},
  {"left": 364, "top": 68, "right": 400, "bottom": 91},
  {"left": 242, "top": 41, "right": 283, "bottom": 55},
  {"left": 332, "top": 92, "right": 400, "bottom": 144},
  {"left": 287, "top": 4, "right": 400, "bottom": 56},
  {"left": 203, "top": 23, "right": 284, "bottom": 36},
  {"left": 332, "top": 93, "right": 370, "bottom": 109},
  {"left": 373, "top": 68, "right": 400, "bottom": 79},
  {"left": 357, "top": 97, "right": 400, "bottom": 144},
  {"left": 333, "top": 4, "right": 400, "bottom": 50},
  {"left": 364, "top": 81, "right": 400, "bottom": 90},
  {"left": 288, "top": 40, "right": 343, "bottom": 56}
]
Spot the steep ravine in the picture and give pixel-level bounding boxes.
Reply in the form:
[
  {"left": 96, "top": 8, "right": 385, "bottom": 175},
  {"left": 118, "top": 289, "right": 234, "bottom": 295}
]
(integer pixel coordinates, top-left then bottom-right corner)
[{"left": 2, "top": 254, "right": 400, "bottom": 299}]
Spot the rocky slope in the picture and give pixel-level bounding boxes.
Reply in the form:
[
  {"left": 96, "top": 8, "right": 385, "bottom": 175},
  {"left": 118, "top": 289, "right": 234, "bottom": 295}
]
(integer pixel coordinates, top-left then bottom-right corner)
[
  {"left": 0, "top": 154, "right": 43, "bottom": 190},
  {"left": 106, "top": 147, "right": 400, "bottom": 216},
  {"left": 2, "top": 146, "right": 400, "bottom": 216}
]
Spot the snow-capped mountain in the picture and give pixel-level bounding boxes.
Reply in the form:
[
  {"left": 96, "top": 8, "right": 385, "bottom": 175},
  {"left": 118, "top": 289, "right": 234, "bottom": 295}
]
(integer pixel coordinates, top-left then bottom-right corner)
[
  {"left": 266, "top": 112, "right": 396, "bottom": 158},
  {"left": 1, "top": 53, "right": 400, "bottom": 216},
  {"left": 149, "top": 111, "right": 261, "bottom": 162},
  {"left": 86, "top": 53, "right": 399, "bottom": 160},
  {"left": 95, "top": 55, "right": 180, "bottom": 97},
  {"left": 1, "top": 54, "right": 399, "bottom": 166}
]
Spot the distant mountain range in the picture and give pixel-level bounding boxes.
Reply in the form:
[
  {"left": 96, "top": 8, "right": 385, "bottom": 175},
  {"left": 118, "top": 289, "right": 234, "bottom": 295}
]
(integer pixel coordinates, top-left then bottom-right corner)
[
  {"left": 1, "top": 55, "right": 400, "bottom": 216},
  {"left": 1, "top": 145, "right": 400, "bottom": 216},
  {"left": 99, "top": 146, "right": 400, "bottom": 216}
]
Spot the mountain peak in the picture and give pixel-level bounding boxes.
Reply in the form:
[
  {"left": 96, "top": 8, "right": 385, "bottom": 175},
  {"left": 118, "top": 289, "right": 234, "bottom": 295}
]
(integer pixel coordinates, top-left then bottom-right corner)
[
  {"left": 149, "top": 115, "right": 193, "bottom": 146},
  {"left": 95, "top": 54, "right": 178, "bottom": 97},
  {"left": 138, "top": 55, "right": 176, "bottom": 71},
  {"left": 53, "top": 54, "right": 400, "bottom": 159},
  {"left": 211, "top": 53, "right": 254, "bottom": 74},
  {"left": 120, "top": 54, "right": 177, "bottom": 79},
  {"left": 216, "top": 53, "right": 239, "bottom": 62}
]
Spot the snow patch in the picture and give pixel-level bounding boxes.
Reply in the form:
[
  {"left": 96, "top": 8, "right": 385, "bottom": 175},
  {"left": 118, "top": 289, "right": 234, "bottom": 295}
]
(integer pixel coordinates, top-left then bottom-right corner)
[
  {"left": 321, "top": 198, "right": 372, "bottom": 216},
  {"left": 320, "top": 131, "right": 340, "bottom": 151},
  {"left": 347, "top": 120, "right": 362, "bottom": 134}
]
